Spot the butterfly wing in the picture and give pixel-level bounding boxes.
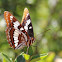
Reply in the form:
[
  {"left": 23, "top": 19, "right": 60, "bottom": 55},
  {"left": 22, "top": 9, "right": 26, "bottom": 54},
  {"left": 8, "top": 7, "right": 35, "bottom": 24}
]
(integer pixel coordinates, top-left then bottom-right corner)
[
  {"left": 21, "top": 8, "right": 34, "bottom": 46},
  {"left": 4, "top": 11, "right": 27, "bottom": 49}
]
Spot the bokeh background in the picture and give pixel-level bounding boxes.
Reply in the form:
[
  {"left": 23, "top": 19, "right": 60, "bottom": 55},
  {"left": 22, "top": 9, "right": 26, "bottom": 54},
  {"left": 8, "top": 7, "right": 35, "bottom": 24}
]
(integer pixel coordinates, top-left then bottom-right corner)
[{"left": 0, "top": 0, "right": 62, "bottom": 62}]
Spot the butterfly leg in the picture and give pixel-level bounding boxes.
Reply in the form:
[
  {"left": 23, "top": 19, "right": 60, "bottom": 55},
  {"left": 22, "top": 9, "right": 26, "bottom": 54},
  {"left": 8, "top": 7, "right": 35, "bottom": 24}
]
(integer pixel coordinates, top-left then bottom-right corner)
[{"left": 26, "top": 46, "right": 29, "bottom": 54}]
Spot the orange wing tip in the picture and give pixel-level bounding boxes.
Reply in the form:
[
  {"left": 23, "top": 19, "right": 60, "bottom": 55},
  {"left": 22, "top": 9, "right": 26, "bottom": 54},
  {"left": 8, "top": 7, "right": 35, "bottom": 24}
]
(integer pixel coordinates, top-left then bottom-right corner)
[
  {"left": 23, "top": 8, "right": 29, "bottom": 18},
  {"left": 4, "top": 11, "right": 9, "bottom": 15},
  {"left": 4, "top": 11, "right": 10, "bottom": 27},
  {"left": 4, "top": 11, "right": 9, "bottom": 18},
  {"left": 24, "top": 8, "right": 29, "bottom": 14},
  {"left": 4, "top": 11, "right": 8, "bottom": 13},
  {"left": 4, "top": 11, "right": 7, "bottom": 14},
  {"left": 21, "top": 8, "right": 29, "bottom": 24}
]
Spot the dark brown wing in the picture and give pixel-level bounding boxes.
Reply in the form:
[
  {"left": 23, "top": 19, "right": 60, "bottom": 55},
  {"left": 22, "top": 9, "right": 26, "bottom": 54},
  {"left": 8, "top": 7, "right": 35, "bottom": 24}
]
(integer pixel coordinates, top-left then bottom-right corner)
[{"left": 21, "top": 8, "right": 34, "bottom": 46}]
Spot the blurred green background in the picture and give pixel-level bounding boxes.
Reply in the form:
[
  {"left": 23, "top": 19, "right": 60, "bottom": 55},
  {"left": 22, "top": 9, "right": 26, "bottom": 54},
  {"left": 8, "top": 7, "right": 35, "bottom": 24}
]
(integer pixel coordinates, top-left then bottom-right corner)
[{"left": 0, "top": 0, "right": 62, "bottom": 62}]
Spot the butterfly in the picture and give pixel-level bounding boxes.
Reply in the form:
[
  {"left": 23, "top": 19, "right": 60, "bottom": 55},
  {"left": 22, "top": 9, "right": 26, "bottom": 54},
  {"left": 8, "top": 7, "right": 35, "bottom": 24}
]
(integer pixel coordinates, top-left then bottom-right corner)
[{"left": 4, "top": 8, "right": 35, "bottom": 50}]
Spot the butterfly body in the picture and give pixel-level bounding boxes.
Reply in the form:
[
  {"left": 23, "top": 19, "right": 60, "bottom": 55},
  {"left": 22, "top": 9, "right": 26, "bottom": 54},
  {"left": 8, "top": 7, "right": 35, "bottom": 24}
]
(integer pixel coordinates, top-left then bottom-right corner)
[{"left": 4, "top": 8, "right": 34, "bottom": 49}]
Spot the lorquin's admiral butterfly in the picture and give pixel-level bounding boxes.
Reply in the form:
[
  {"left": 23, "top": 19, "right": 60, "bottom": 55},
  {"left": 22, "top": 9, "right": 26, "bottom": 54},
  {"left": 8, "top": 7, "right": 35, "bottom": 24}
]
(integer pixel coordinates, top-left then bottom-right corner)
[{"left": 4, "top": 8, "right": 35, "bottom": 50}]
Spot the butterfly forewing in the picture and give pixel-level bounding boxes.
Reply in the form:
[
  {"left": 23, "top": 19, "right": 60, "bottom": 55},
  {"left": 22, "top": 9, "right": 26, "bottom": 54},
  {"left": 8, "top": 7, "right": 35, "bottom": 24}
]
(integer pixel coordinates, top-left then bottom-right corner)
[
  {"left": 21, "top": 8, "right": 34, "bottom": 46},
  {"left": 4, "top": 11, "right": 27, "bottom": 49},
  {"left": 4, "top": 11, "right": 17, "bottom": 27}
]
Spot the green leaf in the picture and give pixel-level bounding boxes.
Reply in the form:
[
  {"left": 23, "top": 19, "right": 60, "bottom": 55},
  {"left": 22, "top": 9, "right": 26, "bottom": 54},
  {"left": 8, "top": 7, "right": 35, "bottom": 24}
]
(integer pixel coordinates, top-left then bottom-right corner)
[
  {"left": 23, "top": 53, "right": 30, "bottom": 60},
  {"left": 30, "top": 53, "right": 48, "bottom": 62},
  {"left": 28, "top": 46, "right": 33, "bottom": 56},
  {"left": 15, "top": 52, "right": 25, "bottom": 62},
  {"left": 15, "top": 52, "right": 30, "bottom": 62},
  {"left": 46, "top": 52, "right": 55, "bottom": 62},
  {"left": 1, "top": 53, "right": 12, "bottom": 62}
]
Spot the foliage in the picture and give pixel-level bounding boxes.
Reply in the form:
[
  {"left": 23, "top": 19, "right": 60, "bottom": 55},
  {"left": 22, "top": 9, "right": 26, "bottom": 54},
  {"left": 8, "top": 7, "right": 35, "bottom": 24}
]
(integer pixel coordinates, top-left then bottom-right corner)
[{"left": 1, "top": 52, "right": 48, "bottom": 62}]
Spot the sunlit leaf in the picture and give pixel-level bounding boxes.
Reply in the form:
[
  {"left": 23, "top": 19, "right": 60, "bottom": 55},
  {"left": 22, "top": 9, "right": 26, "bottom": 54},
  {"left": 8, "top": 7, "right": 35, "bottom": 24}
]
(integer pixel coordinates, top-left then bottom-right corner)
[
  {"left": 46, "top": 52, "right": 55, "bottom": 62},
  {"left": 23, "top": 54, "right": 30, "bottom": 60},
  {"left": 30, "top": 53, "right": 48, "bottom": 62}
]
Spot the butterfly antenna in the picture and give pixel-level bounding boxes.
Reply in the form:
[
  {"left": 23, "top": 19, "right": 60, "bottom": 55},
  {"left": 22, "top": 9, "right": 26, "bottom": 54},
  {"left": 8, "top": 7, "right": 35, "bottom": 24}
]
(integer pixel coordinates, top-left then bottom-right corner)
[{"left": 35, "top": 29, "right": 51, "bottom": 39}]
